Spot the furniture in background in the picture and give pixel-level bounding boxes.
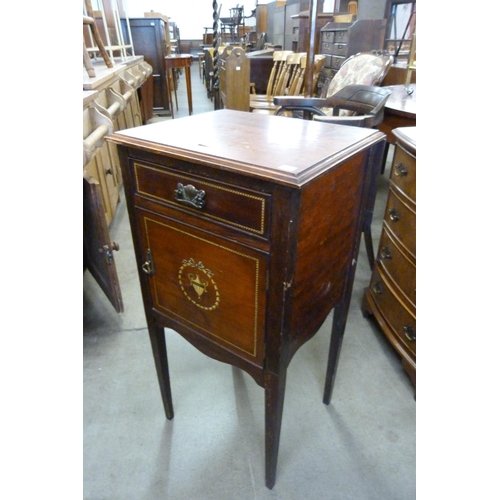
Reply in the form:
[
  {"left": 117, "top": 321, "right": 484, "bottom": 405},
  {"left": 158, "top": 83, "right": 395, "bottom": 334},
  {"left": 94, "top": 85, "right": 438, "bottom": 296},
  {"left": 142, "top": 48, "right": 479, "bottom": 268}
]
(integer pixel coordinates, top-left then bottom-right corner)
[
  {"left": 318, "top": 20, "right": 387, "bottom": 96},
  {"left": 251, "top": 52, "right": 306, "bottom": 112},
  {"left": 249, "top": 50, "right": 294, "bottom": 106},
  {"left": 362, "top": 126, "right": 416, "bottom": 387},
  {"left": 379, "top": 84, "right": 416, "bottom": 146},
  {"left": 83, "top": 14, "right": 113, "bottom": 77},
  {"left": 246, "top": 48, "right": 276, "bottom": 95},
  {"left": 279, "top": 51, "right": 392, "bottom": 118},
  {"left": 83, "top": 0, "right": 134, "bottom": 65},
  {"left": 108, "top": 109, "right": 386, "bottom": 489},
  {"left": 274, "top": 84, "right": 392, "bottom": 127},
  {"left": 219, "top": 47, "right": 250, "bottom": 111},
  {"left": 83, "top": 57, "right": 152, "bottom": 312},
  {"left": 164, "top": 54, "right": 194, "bottom": 118},
  {"left": 128, "top": 17, "right": 171, "bottom": 115},
  {"left": 293, "top": 10, "right": 333, "bottom": 53}
]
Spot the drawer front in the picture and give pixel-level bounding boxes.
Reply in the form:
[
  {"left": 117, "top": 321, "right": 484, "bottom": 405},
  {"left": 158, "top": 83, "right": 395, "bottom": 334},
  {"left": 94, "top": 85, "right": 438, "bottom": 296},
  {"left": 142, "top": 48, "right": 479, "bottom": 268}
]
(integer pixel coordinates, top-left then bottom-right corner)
[
  {"left": 333, "top": 30, "right": 348, "bottom": 43},
  {"left": 321, "top": 41, "right": 334, "bottom": 55},
  {"left": 377, "top": 229, "right": 416, "bottom": 307},
  {"left": 369, "top": 267, "right": 416, "bottom": 357},
  {"left": 133, "top": 161, "right": 270, "bottom": 237},
  {"left": 384, "top": 188, "right": 416, "bottom": 258},
  {"left": 321, "top": 31, "right": 334, "bottom": 43},
  {"left": 331, "top": 43, "right": 347, "bottom": 56},
  {"left": 139, "top": 210, "right": 268, "bottom": 366},
  {"left": 330, "top": 56, "right": 345, "bottom": 70},
  {"left": 391, "top": 143, "right": 416, "bottom": 202}
]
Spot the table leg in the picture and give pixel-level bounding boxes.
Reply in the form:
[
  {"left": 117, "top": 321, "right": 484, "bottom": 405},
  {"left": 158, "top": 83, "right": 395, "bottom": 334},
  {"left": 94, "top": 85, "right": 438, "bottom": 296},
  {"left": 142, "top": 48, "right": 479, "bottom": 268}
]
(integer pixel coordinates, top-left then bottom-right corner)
[
  {"left": 264, "top": 369, "right": 287, "bottom": 489},
  {"left": 148, "top": 324, "right": 174, "bottom": 420},
  {"left": 165, "top": 68, "right": 175, "bottom": 119},
  {"left": 185, "top": 66, "right": 193, "bottom": 115}
]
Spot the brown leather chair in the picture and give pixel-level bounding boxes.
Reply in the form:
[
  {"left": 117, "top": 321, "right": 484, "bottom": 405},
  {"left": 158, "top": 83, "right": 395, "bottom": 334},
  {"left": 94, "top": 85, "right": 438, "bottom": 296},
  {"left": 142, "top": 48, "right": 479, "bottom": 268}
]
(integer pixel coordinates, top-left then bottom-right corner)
[{"left": 274, "top": 84, "right": 392, "bottom": 128}]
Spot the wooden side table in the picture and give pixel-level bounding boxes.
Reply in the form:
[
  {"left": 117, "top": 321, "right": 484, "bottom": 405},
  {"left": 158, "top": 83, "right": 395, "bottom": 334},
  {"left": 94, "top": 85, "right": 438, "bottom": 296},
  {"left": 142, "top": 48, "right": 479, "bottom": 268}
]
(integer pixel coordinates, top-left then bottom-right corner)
[
  {"left": 380, "top": 84, "right": 416, "bottom": 145},
  {"left": 164, "top": 54, "right": 194, "bottom": 118}
]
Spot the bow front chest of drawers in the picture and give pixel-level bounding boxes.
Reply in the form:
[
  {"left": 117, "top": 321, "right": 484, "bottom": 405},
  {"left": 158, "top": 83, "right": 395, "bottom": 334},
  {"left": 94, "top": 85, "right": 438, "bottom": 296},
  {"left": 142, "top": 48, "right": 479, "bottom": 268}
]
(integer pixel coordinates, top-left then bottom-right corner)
[
  {"left": 107, "top": 109, "right": 386, "bottom": 488},
  {"left": 362, "top": 127, "right": 416, "bottom": 386}
]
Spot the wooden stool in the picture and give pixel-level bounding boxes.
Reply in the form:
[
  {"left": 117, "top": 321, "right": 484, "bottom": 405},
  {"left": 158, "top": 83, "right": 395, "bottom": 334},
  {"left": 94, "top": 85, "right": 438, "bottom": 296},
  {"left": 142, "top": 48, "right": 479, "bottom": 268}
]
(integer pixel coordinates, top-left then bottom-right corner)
[{"left": 164, "top": 54, "right": 194, "bottom": 119}]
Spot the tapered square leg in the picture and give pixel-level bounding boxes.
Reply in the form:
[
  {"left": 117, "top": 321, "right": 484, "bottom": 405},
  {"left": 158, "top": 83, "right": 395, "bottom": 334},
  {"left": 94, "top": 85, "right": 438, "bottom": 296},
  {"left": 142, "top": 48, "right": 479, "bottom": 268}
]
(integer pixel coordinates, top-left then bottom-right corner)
[
  {"left": 148, "top": 324, "right": 174, "bottom": 420},
  {"left": 323, "top": 302, "right": 349, "bottom": 405},
  {"left": 264, "top": 369, "right": 287, "bottom": 489}
]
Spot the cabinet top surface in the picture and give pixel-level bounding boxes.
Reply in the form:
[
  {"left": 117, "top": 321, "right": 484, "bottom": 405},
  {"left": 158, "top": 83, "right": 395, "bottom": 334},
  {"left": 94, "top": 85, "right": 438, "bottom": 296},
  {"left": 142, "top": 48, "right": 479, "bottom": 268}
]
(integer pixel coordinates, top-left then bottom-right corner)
[
  {"left": 393, "top": 127, "right": 416, "bottom": 151},
  {"left": 108, "top": 110, "right": 384, "bottom": 186}
]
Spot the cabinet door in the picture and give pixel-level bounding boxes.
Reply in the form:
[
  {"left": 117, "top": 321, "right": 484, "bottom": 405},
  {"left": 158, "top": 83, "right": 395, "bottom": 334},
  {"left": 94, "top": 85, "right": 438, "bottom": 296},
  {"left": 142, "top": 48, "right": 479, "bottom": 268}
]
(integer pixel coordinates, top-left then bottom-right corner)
[
  {"left": 137, "top": 210, "right": 268, "bottom": 366},
  {"left": 83, "top": 173, "right": 124, "bottom": 313}
]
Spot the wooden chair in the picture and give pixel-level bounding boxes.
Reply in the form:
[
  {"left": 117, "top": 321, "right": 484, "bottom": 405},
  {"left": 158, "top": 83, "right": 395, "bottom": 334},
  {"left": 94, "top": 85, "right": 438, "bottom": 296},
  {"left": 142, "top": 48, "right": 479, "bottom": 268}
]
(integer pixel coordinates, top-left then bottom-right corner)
[
  {"left": 250, "top": 52, "right": 306, "bottom": 113},
  {"left": 249, "top": 50, "right": 294, "bottom": 105},
  {"left": 252, "top": 53, "right": 325, "bottom": 115}
]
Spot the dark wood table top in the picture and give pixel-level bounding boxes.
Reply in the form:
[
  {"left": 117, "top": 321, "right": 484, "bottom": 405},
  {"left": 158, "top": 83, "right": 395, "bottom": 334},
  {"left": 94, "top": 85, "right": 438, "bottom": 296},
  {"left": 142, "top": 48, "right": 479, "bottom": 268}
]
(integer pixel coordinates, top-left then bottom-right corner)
[{"left": 384, "top": 84, "right": 416, "bottom": 118}]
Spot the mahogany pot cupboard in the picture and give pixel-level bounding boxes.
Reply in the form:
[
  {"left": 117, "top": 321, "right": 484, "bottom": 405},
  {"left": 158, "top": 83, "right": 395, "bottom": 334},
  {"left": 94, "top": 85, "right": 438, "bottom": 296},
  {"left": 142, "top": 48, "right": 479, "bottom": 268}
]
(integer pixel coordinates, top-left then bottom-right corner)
[{"left": 107, "top": 109, "right": 386, "bottom": 488}]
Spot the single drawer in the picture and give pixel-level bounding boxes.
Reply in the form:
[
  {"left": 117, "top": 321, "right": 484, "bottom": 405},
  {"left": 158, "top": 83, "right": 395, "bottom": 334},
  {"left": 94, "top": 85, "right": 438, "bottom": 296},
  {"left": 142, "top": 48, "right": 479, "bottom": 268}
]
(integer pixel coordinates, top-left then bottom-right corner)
[
  {"left": 369, "top": 267, "right": 416, "bottom": 357},
  {"left": 321, "top": 42, "right": 334, "bottom": 55},
  {"left": 331, "top": 43, "right": 347, "bottom": 56},
  {"left": 321, "top": 31, "right": 334, "bottom": 43},
  {"left": 133, "top": 161, "right": 270, "bottom": 237},
  {"left": 391, "top": 143, "right": 416, "bottom": 202},
  {"left": 384, "top": 188, "right": 416, "bottom": 258},
  {"left": 333, "top": 30, "right": 348, "bottom": 43},
  {"left": 377, "top": 228, "right": 416, "bottom": 307},
  {"left": 330, "top": 56, "right": 345, "bottom": 70}
]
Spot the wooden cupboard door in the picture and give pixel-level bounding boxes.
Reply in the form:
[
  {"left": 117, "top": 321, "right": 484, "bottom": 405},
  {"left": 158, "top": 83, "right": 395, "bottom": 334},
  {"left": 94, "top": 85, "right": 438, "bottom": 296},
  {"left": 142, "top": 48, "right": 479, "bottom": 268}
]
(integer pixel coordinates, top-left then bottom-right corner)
[
  {"left": 137, "top": 210, "right": 268, "bottom": 366},
  {"left": 83, "top": 173, "right": 124, "bottom": 313}
]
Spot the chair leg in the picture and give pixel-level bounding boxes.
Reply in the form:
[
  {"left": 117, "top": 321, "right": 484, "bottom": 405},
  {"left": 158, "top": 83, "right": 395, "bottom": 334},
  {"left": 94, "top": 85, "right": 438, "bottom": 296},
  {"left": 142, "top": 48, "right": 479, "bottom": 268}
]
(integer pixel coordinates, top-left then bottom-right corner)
[{"left": 83, "top": 41, "right": 96, "bottom": 77}]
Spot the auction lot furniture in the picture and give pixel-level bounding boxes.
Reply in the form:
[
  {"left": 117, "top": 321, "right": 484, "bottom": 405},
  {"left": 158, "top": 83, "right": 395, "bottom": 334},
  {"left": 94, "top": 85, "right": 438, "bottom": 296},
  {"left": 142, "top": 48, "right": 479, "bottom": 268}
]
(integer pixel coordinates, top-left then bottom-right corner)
[
  {"left": 107, "top": 109, "right": 386, "bottom": 488},
  {"left": 83, "top": 57, "right": 152, "bottom": 312},
  {"left": 362, "top": 126, "right": 416, "bottom": 386}
]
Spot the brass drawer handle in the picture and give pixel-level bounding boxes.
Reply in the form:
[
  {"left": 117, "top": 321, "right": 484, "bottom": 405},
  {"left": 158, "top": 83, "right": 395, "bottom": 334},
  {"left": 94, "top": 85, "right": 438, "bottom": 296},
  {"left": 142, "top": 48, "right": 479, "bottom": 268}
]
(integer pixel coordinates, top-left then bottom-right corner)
[
  {"left": 174, "top": 183, "right": 206, "bottom": 209},
  {"left": 372, "top": 282, "right": 382, "bottom": 295},
  {"left": 380, "top": 246, "right": 392, "bottom": 260},
  {"left": 403, "top": 325, "right": 416, "bottom": 342},
  {"left": 394, "top": 163, "right": 408, "bottom": 177},
  {"left": 388, "top": 208, "right": 400, "bottom": 221}
]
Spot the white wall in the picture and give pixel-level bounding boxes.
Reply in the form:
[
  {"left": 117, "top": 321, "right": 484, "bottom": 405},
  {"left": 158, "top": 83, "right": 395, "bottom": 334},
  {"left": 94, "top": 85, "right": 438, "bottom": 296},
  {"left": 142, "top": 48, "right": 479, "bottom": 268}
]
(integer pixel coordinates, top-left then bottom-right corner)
[{"left": 124, "top": 0, "right": 261, "bottom": 39}]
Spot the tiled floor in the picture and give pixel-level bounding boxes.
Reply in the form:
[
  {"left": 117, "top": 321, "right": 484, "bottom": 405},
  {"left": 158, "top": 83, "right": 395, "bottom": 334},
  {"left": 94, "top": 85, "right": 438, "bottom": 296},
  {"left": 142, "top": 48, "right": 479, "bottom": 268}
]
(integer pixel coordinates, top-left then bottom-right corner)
[{"left": 83, "top": 60, "right": 416, "bottom": 499}]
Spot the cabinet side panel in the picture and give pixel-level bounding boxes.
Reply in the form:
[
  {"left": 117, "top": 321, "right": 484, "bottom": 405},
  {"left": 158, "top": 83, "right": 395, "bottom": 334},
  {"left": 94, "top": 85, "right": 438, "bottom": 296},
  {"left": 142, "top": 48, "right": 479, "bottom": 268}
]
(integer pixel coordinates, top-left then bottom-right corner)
[{"left": 290, "top": 152, "right": 366, "bottom": 342}]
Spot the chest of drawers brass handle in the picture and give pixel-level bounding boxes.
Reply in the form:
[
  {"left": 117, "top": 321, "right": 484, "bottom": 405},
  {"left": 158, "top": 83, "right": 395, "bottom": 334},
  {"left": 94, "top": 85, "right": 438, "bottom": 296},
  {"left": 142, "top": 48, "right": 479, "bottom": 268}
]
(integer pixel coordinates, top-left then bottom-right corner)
[
  {"left": 403, "top": 325, "right": 416, "bottom": 341},
  {"left": 388, "top": 208, "right": 400, "bottom": 221},
  {"left": 372, "top": 282, "right": 382, "bottom": 295},
  {"left": 174, "top": 182, "right": 206, "bottom": 209},
  {"left": 394, "top": 163, "right": 408, "bottom": 177},
  {"left": 380, "top": 246, "right": 392, "bottom": 259}
]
